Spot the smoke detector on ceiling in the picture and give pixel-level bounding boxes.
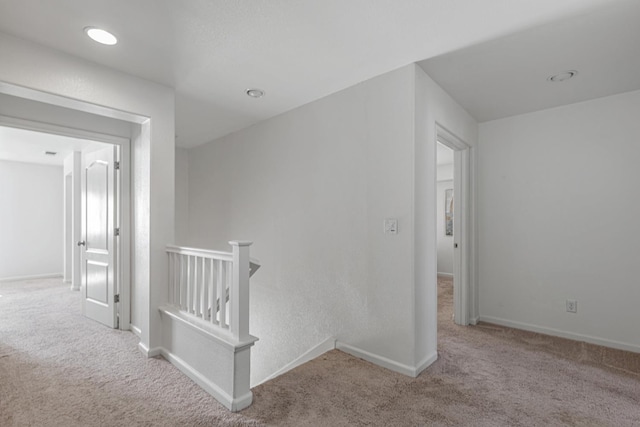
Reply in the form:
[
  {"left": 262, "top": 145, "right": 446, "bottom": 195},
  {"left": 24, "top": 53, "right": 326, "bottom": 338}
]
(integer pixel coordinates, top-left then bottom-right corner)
[{"left": 547, "top": 70, "right": 578, "bottom": 82}]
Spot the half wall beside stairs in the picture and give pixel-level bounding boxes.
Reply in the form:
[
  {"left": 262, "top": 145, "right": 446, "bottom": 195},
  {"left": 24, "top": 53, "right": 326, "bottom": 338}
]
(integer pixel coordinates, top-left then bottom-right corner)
[{"left": 158, "top": 241, "right": 260, "bottom": 412}]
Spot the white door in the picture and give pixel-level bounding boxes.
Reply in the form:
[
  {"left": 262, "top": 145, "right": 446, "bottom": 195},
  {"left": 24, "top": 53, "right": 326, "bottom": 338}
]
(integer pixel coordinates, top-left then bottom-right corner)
[{"left": 79, "top": 146, "right": 119, "bottom": 328}]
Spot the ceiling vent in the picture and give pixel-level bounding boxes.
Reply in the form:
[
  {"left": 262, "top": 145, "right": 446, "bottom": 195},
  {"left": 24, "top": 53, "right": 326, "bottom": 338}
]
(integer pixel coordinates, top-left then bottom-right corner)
[{"left": 44, "top": 151, "right": 58, "bottom": 156}]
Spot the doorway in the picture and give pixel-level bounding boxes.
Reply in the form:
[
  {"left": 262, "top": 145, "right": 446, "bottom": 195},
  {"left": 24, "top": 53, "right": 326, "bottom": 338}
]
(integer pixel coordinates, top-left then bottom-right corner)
[
  {"left": 0, "top": 114, "right": 131, "bottom": 330},
  {"left": 436, "top": 124, "right": 472, "bottom": 326},
  {"left": 436, "top": 142, "right": 455, "bottom": 322}
]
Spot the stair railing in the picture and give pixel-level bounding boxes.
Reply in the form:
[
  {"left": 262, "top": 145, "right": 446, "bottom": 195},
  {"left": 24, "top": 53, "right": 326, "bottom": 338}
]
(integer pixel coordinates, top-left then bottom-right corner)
[{"left": 166, "top": 241, "right": 259, "bottom": 341}]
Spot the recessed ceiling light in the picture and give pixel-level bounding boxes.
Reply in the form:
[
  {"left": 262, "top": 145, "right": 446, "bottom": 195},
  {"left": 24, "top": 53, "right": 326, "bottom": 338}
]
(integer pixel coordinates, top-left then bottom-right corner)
[
  {"left": 547, "top": 70, "right": 578, "bottom": 82},
  {"left": 246, "top": 88, "right": 265, "bottom": 98},
  {"left": 84, "top": 27, "right": 118, "bottom": 45}
]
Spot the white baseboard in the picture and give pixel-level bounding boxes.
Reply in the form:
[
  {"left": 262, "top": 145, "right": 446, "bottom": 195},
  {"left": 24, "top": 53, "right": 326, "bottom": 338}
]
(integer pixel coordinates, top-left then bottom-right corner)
[
  {"left": 0, "top": 273, "right": 63, "bottom": 283},
  {"left": 437, "top": 272, "right": 453, "bottom": 278},
  {"left": 257, "top": 337, "right": 337, "bottom": 386},
  {"left": 137, "top": 341, "right": 162, "bottom": 358},
  {"left": 415, "top": 351, "right": 439, "bottom": 376},
  {"left": 160, "top": 348, "right": 251, "bottom": 412},
  {"left": 130, "top": 324, "right": 142, "bottom": 338},
  {"left": 335, "top": 342, "right": 437, "bottom": 378},
  {"left": 479, "top": 315, "right": 640, "bottom": 354}
]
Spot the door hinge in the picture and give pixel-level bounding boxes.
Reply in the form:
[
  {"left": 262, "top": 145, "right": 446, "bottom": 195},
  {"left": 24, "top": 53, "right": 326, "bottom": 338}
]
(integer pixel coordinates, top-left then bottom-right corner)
[
  {"left": 114, "top": 161, "right": 120, "bottom": 170},
  {"left": 114, "top": 227, "right": 120, "bottom": 237},
  {"left": 114, "top": 294, "right": 120, "bottom": 303}
]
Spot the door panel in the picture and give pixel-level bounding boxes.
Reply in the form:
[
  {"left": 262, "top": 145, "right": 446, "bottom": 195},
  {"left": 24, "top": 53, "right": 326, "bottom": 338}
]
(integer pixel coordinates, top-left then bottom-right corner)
[{"left": 81, "top": 146, "right": 118, "bottom": 328}]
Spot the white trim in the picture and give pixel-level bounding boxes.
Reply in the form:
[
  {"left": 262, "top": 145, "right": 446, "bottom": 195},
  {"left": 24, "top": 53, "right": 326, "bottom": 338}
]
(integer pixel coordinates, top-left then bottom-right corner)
[
  {"left": 414, "top": 351, "right": 439, "bottom": 376},
  {"left": 257, "top": 337, "right": 337, "bottom": 386},
  {"left": 159, "top": 348, "right": 253, "bottom": 412},
  {"left": 0, "top": 114, "right": 130, "bottom": 146},
  {"left": 436, "top": 123, "right": 473, "bottom": 327},
  {"left": 437, "top": 272, "right": 453, "bottom": 278},
  {"left": 0, "top": 273, "right": 62, "bottom": 283},
  {"left": 478, "top": 316, "right": 640, "bottom": 354},
  {"left": 335, "top": 342, "right": 436, "bottom": 378},
  {"left": 130, "top": 324, "right": 142, "bottom": 338},
  {"left": 159, "top": 306, "right": 258, "bottom": 351},
  {"left": 0, "top": 82, "right": 149, "bottom": 125},
  {"left": 137, "top": 341, "right": 162, "bottom": 358},
  {"left": 470, "top": 316, "right": 479, "bottom": 326}
]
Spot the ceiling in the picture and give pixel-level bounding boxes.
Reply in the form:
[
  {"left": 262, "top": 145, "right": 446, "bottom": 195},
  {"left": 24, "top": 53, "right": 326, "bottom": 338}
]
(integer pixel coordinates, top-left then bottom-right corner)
[
  {"left": 0, "top": 0, "right": 617, "bottom": 148},
  {"left": 419, "top": 1, "right": 640, "bottom": 123},
  {"left": 0, "top": 126, "right": 104, "bottom": 166}
]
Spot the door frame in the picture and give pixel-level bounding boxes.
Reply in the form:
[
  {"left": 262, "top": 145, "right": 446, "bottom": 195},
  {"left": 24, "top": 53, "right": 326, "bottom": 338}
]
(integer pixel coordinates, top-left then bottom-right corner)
[
  {"left": 436, "top": 123, "right": 475, "bottom": 326},
  {"left": 0, "top": 114, "right": 132, "bottom": 330}
]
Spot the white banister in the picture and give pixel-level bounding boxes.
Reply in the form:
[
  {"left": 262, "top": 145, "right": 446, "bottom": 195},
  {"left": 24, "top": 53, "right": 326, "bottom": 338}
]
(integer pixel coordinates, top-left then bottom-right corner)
[
  {"left": 165, "top": 242, "right": 260, "bottom": 340},
  {"left": 161, "top": 241, "right": 260, "bottom": 411}
]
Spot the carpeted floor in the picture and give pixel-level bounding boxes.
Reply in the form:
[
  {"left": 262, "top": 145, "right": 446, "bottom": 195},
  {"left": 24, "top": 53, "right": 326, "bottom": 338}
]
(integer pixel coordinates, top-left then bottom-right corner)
[{"left": 1, "top": 277, "right": 639, "bottom": 426}]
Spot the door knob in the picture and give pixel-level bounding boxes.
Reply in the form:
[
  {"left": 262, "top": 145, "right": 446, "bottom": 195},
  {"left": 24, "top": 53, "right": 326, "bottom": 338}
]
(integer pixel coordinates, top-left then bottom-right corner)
[{"left": 77, "top": 241, "right": 86, "bottom": 246}]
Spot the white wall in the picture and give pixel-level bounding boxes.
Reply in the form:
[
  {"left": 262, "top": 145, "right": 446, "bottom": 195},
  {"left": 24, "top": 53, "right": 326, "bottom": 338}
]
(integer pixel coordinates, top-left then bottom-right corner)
[
  {"left": 186, "top": 65, "right": 417, "bottom": 384},
  {"left": 437, "top": 179, "right": 454, "bottom": 276},
  {"left": 0, "top": 160, "right": 63, "bottom": 279},
  {"left": 478, "top": 89, "right": 640, "bottom": 352},
  {"left": 414, "top": 65, "right": 478, "bottom": 367},
  {"left": 0, "top": 33, "right": 175, "bottom": 352},
  {"left": 175, "top": 148, "right": 189, "bottom": 245}
]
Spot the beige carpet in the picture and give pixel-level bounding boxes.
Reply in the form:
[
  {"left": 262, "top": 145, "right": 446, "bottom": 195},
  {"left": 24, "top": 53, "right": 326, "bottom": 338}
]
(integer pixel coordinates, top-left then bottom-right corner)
[{"left": 2, "top": 277, "right": 640, "bottom": 426}]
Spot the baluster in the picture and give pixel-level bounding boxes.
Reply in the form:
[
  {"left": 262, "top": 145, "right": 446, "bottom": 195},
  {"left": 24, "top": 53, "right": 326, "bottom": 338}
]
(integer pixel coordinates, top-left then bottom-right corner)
[
  {"left": 201, "top": 257, "right": 208, "bottom": 320},
  {"left": 187, "top": 255, "right": 193, "bottom": 313},
  {"left": 217, "top": 260, "right": 226, "bottom": 328},
  {"left": 168, "top": 252, "right": 174, "bottom": 305},
  {"left": 210, "top": 259, "right": 217, "bottom": 324},
  {"left": 195, "top": 257, "right": 202, "bottom": 317},
  {"left": 174, "top": 253, "right": 180, "bottom": 307},
  {"left": 179, "top": 254, "right": 185, "bottom": 310}
]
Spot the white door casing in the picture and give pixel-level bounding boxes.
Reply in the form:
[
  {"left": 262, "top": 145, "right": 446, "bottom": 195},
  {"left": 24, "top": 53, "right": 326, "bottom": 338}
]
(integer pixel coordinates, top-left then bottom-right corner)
[
  {"left": 0, "top": 99, "right": 132, "bottom": 332},
  {"left": 437, "top": 124, "right": 472, "bottom": 326},
  {"left": 80, "top": 145, "right": 119, "bottom": 328}
]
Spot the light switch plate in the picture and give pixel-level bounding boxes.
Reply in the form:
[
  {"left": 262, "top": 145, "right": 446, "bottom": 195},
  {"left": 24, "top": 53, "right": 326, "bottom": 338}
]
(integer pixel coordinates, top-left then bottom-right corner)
[{"left": 384, "top": 218, "right": 398, "bottom": 234}]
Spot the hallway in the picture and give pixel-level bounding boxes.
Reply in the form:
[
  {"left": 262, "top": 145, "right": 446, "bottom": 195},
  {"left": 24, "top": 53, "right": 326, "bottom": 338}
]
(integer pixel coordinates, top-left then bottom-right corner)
[{"left": 2, "top": 278, "right": 639, "bottom": 426}]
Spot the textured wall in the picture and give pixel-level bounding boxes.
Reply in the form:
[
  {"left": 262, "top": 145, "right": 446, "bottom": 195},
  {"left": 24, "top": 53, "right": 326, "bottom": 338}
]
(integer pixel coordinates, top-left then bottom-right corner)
[{"left": 187, "top": 66, "right": 416, "bottom": 385}]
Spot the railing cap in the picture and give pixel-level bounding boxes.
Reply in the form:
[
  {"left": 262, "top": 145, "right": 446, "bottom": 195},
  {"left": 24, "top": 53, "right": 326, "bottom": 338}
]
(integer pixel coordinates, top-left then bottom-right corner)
[{"left": 229, "top": 240, "right": 253, "bottom": 247}]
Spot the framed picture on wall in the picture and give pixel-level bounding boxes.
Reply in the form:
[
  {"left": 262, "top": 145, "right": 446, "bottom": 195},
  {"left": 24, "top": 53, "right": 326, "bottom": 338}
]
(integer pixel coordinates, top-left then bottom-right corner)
[{"left": 445, "top": 189, "right": 453, "bottom": 236}]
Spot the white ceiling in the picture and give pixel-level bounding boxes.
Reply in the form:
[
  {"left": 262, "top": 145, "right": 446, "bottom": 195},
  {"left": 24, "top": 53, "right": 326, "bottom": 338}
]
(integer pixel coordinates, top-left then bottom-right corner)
[
  {"left": 419, "top": 1, "right": 640, "bottom": 123},
  {"left": 0, "top": 0, "right": 616, "bottom": 148},
  {"left": 0, "top": 126, "right": 104, "bottom": 166}
]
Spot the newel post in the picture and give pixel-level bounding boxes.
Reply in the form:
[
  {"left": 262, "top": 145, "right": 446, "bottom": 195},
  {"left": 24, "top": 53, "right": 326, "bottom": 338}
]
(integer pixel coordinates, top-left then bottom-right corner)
[{"left": 229, "top": 240, "right": 252, "bottom": 341}]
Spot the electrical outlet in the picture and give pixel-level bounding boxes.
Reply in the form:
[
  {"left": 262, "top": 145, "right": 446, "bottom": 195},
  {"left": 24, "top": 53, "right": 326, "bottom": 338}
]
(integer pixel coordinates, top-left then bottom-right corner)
[{"left": 566, "top": 299, "right": 577, "bottom": 313}]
